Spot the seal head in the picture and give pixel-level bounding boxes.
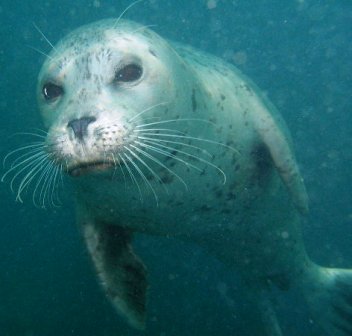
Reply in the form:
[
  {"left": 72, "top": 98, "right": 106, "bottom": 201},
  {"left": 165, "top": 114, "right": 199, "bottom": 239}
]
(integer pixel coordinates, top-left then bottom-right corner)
[{"left": 37, "top": 19, "right": 188, "bottom": 178}]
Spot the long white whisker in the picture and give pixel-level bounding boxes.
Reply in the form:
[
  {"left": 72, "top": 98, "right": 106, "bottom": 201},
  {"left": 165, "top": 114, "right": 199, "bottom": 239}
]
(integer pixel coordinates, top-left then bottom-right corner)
[
  {"left": 4, "top": 152, "right": 47, "bottom": 188},
  {"left": 124, "top": 149, "right": 158, "bottom": 205},
  {"left": 49, "top": 163, "right": 61, "bottom": 207},
  {"left": 58, "top": 163, "right": 65, "bottom": 196},
  {"left": 128, "top": 102, "right": 169, "bottom": 123},
  {"left": 129, "top": 143, "right": 188, "bottom": 190},
  {"left": 143, "top": 138, "right": 227, "bottom": 184},
  {"left": 136, "top": 134, "right": 213, "bottom": 158},
  {"left": 32, "top": 22, "right": 58, "bottom": 54},
  {"left": 111, "top": 153, "right": 125, "bottom": 184},
  {"left": 134, "top": 128, "right": 186, "bottom": 135},
  {"left": 117, "top": 154, "right": 131, "bottom": 187},
  {"left": 131, "top": 24, "right": 158, "bottom": 35},
  {"left": 135, "top": 140, "right": 203, "bottom": 173},
  {"left": 3, "top": 143, "right": 44, "bottom": 167},
  {"left": 127, "top": 144, "right": 168, "bottom": 192},
  {"left": 28, "top": 128, "right": 48, "bottom": 135},
  {"left": 113, "top": 0, "right": 144, "bottom": 28},
  {"left": 31, "top": 159, "right": 52, "bottom": 208},
  {"left": 10, "top": 132, "right": 47, "bottom": 139},
  {"left": 14, "top": 156, "right": 49, "bottom": 202},
  {"left": 26, "top": 45, "right": 56, "bottom": 62},
  {"left": 136, "top": 118, "right": 216, "bottom": 128},
  {"left": 9, "top": 147, "right": 46, "bottom": 168},
  {"left": 121, "top": 153, "right": 143, "bottom": 203},
  {"left": 136, "top": 132, "right": 239, "bottom": 154},
  {"left": 37, "top": 159, "right": 56, "bottom": 208}
]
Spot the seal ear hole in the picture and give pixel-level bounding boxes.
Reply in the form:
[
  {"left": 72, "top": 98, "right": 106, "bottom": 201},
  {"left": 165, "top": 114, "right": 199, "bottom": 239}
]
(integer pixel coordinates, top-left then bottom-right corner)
[
  {"left": 42, "top": 82, "right": 64, "bottom": 101},
  {"left": 114, "top": 64, "right": 143, "bottom": 83}
]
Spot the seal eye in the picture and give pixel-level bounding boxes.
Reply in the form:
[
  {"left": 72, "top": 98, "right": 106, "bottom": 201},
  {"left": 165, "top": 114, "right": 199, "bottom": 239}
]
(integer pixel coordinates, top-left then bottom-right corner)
[
  {"left": 42, "top": 82, "right": 63, "bottom": 101},
  {"left": 114, "top": 64, "right": 143, "bottom": 83}
]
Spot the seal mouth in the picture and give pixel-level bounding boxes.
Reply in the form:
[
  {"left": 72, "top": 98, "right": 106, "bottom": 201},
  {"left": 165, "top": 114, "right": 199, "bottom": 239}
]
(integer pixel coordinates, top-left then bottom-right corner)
[{"left": 68, "top": 161, "right": 114, "bottom": 177}]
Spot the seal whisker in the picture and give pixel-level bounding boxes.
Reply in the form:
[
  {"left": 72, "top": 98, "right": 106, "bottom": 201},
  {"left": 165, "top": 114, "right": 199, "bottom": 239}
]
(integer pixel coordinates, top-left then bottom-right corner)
[
  {"left": 135, "top": 132, "right": 239, "bottom": 154},
  {"left": 126, "top": 144, "right": 169, "bottom": 195},
  {"left": 37, "top": 158, "right": 57, "bottom": 208},
  {"left": 130, "top": 24, "right": 158, "bottom": 35},
  {"left": 14, "top": 157, "right": 48, "bottom": 202},
  {"left": 32, "top": 22, "right": 58, "bottom": 54},
  {"left": 124, "top": 147, "right": 159, "bottom": 205},
  {"left": 115, "top": 153, "right": 128, "bottom": 188},
  {"left": 9, "top": 147, "right": 46, "bottom": 168},
  {"left": 13, "top": 154, "right": 49, "bottom": 203},
  {"left": 3, "top": 151, "right": 48, "bottom": 188},
  {"left": 136, "top": 134, "right": 213, "bottom": 158},
  {"left": 136, "top": 118, "right": 217, "bottom": 128},
  {"left": 142, "top": 138, "right": 227, "bottom": 184},
  {"left": 3, "top": 143, "right": 44, "bottom": 167},
  {"left": 10, "top": 132, "right": 47, "bottom": 139},
  {"left": 28, "top": 128, "right": 48, "bottom": 136},
  {"left": 135, "top": 140, "right": 202, "bottom": 173},
  {"left": 111, "top": 153, "right": 127, "bottom": 186},
  {"left": 128, "top": 145, "right": 170, "bottom": 195},
  {"left": 37, "top": 157, "right": 62, "bottom": 208},
  {"left": 134, "top": 128, "right": 186, "bottom": 135},
  {"left": 18, "top": 160, "right": 51, "bottom": 204},
  {"left": 121, "top": 153, "right": 144, "bottom": 203},
  {"left": 113, "top": 0, "right": 144, "bottom": 28},
  {"left": 35, "top": 160, "right": 52, "bottom": 208},
  {"left": 58, "top": 163, "right": 65, "bottom": 190},
  {"left": 129, "top": 143, "right": 188, "bottom": 190},
  {"left": 128, "top": 102, "right": 169, "bottom": 123},
  {"left": 26, "top": 45, "right": 58, "bottom": 63},
  {"left": 48, "top": 162, "right": 62, "bottom": 208},
  {"left": 44, "top": 161, "right": 60, "bottom": 208}
]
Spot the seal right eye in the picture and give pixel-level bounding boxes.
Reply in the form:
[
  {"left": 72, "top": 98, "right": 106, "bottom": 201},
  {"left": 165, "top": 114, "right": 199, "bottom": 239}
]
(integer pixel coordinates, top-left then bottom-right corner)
[
  {"left": 114, "top": 64, "right": 143, "bottom": 83},
  {"left": 42, "top": 83, "right": 63, "bottom": 101}
]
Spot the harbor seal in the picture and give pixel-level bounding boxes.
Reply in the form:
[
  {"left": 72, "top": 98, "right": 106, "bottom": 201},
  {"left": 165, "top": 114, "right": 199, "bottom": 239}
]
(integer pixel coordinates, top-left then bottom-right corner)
[{"left": 4, "top": 18, "right": 352, "bottom": 335}]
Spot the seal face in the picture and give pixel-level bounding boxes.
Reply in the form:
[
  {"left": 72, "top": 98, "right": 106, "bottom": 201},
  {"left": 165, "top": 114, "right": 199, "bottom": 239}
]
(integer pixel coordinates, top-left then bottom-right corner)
[
  {"left": 38, "top": 20, "right": 177, "bottom": 180},
  {"left": 5, "top": 18, "right": 352, "bottom": 335}
]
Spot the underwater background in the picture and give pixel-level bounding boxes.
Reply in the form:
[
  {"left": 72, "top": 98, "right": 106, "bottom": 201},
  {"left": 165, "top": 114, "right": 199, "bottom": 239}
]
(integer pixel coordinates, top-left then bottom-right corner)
[{"left": 0, "top": 0, "right": 351, "bottom": 335}]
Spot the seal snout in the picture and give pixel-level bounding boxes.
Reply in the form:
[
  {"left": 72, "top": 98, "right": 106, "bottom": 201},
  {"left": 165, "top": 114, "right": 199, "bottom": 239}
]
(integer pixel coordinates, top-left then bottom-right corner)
[{"left": 68, "top": 116, "right": 96, "bottom": 141}]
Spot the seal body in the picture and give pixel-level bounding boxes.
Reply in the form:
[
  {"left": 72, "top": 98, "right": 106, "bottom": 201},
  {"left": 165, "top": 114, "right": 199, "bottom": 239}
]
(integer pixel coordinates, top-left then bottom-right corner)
[{"left": 31, "top": 19, "right": 352, "bottom": 335}]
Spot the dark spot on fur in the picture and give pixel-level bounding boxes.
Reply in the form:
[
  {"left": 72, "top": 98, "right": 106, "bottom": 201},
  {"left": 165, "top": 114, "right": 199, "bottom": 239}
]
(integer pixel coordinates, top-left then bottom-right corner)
[
  {"left": 250, "top": 144, "right": 272, "bottom": 185},
  {"left": 220, "top": 94, "right": 226, "bottom": 100},
  {"left": 149, "top": 48, "right": 157, "bottom": 57},
  {"left": 267, "top": 273, "right": 290, "bottom": 291},
  {"left": 199, "top": 169, "right": 206, "bottom": 176},
  {"left": 191, "top": 88, "right": 197, "bottom": 112},
  {"left": 160, "top": 173, "right": 174, "bottom": 184},
  {"left": 226, "top": 191, "right": 237, "bottom": 201},
  {"left": 199, "top": 205, "right": 212, "bottom": 212},
  {"left": 213, "top": 188, "right": 223, "bottom": 198}
]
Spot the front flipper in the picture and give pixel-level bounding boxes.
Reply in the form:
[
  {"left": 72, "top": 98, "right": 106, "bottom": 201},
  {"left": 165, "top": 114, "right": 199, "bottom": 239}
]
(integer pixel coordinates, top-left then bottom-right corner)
[
  {"left": 239, "top": 82, "right": 309, "bottom": 214},
  {"left": 80, "top": 219, "right": 147, "bottom": 330}
]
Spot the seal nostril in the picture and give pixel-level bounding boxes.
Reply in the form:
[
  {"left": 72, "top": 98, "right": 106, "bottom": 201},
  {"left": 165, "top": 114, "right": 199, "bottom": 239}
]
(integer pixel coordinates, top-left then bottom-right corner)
[{"left": 68, "top": 116, "right": 96, "bottom": 141}]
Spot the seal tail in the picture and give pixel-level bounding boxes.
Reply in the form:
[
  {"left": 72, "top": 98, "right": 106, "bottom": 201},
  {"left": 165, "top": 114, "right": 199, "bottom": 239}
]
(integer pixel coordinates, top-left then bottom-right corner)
[{"left": 300, "top": 265, "right": 352, "bottom": 335}]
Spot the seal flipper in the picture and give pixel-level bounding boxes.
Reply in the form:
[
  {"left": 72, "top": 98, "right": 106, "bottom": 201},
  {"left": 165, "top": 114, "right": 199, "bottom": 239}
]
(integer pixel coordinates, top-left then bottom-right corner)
[
  {"left": 301, "top": 266, "right": 352, "bottom": 336},
  {"left": 81, "top": 220, "right": 147, "bottom": 330},
  {"left": 240, "top": 84, "right": 309, "bottom": 214}
]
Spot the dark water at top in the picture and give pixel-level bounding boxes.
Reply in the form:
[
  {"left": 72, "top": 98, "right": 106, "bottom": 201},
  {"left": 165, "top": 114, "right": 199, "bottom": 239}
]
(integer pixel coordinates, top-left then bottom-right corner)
[{"left": 0, "top": 1, "right": 351, "bottom": 335}]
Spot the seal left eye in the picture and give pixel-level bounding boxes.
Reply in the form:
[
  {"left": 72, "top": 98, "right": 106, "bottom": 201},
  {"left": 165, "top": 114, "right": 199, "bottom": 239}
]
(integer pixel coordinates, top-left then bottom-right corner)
[{"left": 42, "top": 83, "right": 63, "bottom": 101}]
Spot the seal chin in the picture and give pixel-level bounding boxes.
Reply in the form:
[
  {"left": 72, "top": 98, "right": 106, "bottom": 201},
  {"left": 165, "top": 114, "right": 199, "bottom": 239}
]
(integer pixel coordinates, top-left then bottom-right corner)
[{"left": 68, "top": 161, "right": 115, "bottom": 177}]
